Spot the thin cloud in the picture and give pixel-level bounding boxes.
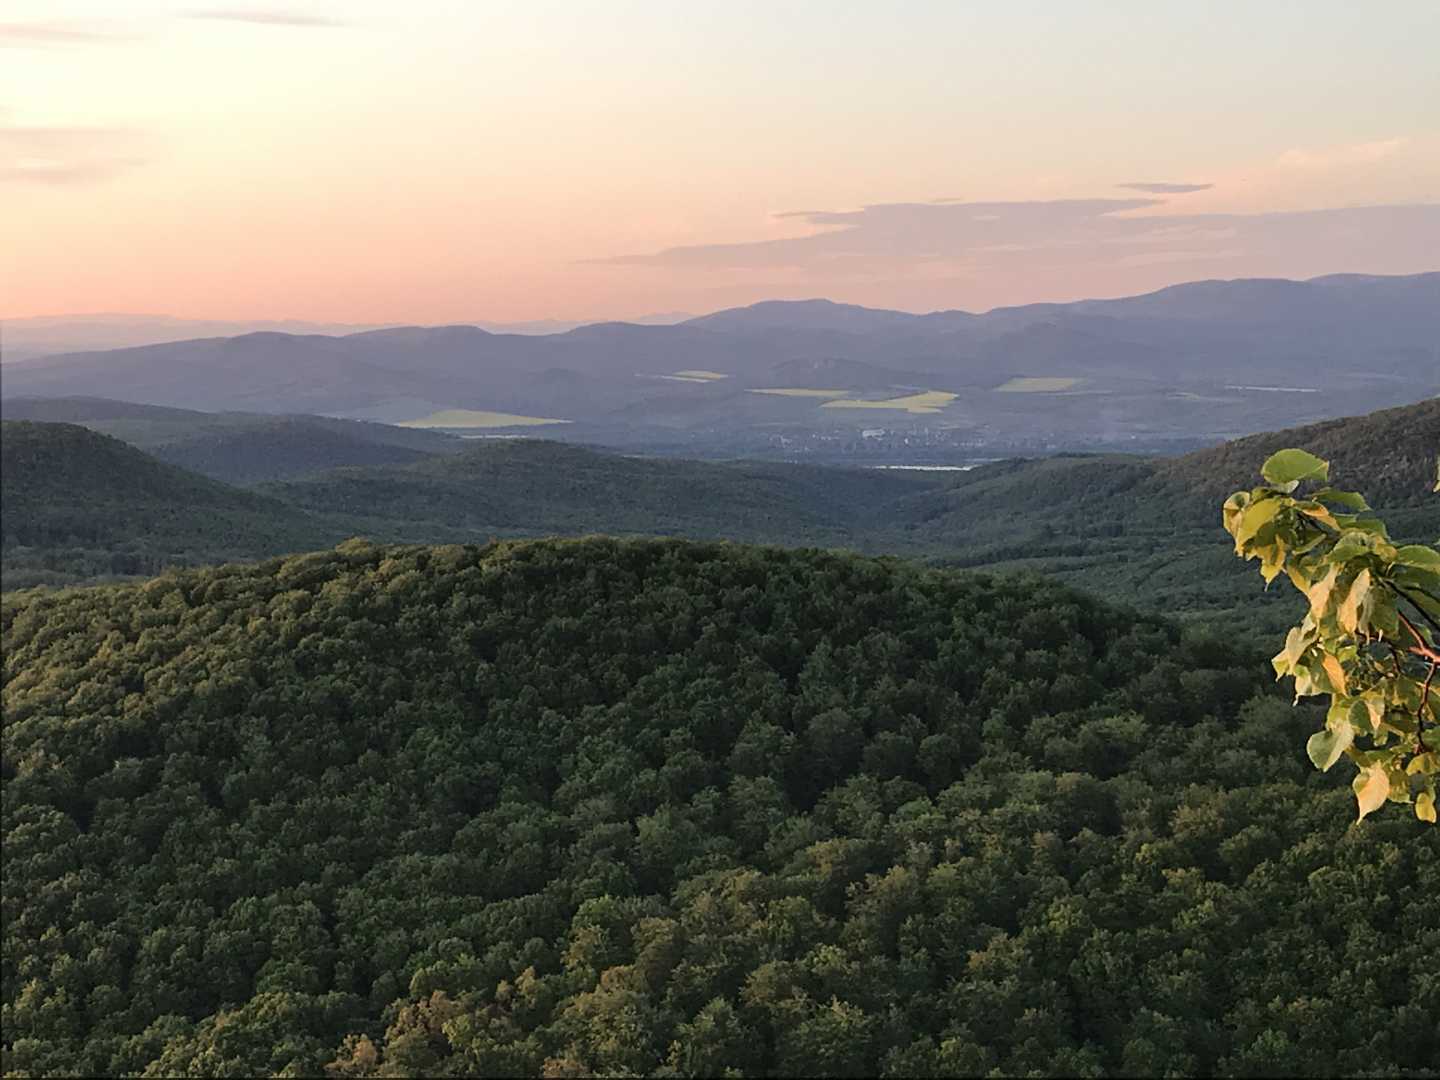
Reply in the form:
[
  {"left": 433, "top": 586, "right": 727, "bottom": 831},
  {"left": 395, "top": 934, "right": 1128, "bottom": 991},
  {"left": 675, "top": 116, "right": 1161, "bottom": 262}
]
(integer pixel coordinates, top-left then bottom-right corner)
[
  {"left": 0, "top": 126, "right": 148, "bottom": 186},
  {"left": 0, "top": 160, "right": 145, "bottom": 184},
  {"left": 596, "top": 198, "right": 1440, "bottom": 284},
  {"left": 597, "top": 199, "right": 1161, "bottom": 269},
  {"left": 1118, "top": 182, "right": 1214, "bottom": 194},
  {"left": 1276, "top": 137, "right": 1409, "bottom": 171},
  {"left": 184, "top": 9, "right": 347, "bottom": 27},
  {"left": 0, "top": 22, "right": 135, "bottom": 47}
]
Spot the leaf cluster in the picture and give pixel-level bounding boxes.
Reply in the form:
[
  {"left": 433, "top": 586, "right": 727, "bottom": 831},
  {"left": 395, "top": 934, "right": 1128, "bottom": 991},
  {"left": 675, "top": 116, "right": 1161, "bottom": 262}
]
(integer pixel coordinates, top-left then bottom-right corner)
[{"left": 1223, "top": 449, "right": 1439, "bottom": 822}]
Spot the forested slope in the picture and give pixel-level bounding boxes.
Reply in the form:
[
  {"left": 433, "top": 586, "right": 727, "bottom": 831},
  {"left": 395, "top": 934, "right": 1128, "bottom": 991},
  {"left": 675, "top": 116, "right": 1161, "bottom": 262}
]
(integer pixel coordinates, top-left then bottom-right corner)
[
  {"left": 259, "top": 439, "right": 944, "bottom": 547},
  {"left": 0, "top": 422, "right": 341, "bottom": 589},
  {"left": 0, "top": 398, "right": 463, "bottom": 484},
  {"left": 902, "top": 398, "right": 1439, "bottom": 630},
  {"left": 3, "top": 401, "right": 1434, "bottom": 617},
  {"left": 3, "top": 538, "right": 1436, "bottom": 1077},
  {"left": 1154, "top": 397, "right": 1439, "bottom": 505}
]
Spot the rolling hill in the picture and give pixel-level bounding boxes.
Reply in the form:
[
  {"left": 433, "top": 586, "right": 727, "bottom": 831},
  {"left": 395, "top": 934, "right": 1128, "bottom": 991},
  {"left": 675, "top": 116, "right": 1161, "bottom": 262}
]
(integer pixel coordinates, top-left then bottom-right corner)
[
  {"left": 890, "top": 398, "right": 1438, "bottom": 627},
  {"left": 257, "top": 438, "right": 947, "bottom": 547},
  {"left": 3, "top": 400, "right": 1434, "bottom": 617},
  {"left": 0, "top": 397, "right": 463, "bottom": 484},
  {"left": 0, "top": 422, "right": 344, "bottom": 588}
]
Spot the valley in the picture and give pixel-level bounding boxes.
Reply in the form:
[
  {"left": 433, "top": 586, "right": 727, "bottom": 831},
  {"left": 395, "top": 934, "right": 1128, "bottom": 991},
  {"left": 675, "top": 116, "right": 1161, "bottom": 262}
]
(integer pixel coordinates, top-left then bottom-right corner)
[{"left": 4, "top": 398, "right": 1435, "bottom": 641}]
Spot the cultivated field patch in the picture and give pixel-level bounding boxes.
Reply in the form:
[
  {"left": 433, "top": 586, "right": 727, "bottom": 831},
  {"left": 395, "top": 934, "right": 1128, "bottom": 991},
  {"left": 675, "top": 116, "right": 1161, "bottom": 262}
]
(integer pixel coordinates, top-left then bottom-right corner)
[
  {"left": 400, "top": 409, "right": 571, "bottom": 428},
  {"left": 994, "top": 377, "right": 1081, "bottom": 392},
  {"left": 821, "top": 390, "right": 957, "bottom": 414},
  {"left": 748, "top": 388, "right": 853, "bottom": 398}
]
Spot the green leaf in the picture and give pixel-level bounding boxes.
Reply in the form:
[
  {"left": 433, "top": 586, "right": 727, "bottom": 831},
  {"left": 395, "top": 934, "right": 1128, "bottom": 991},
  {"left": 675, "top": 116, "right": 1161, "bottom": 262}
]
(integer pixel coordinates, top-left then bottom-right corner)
[
  {"left": 1329, "top": 532, "right": 1373, "bottom": 562},
  {"left": 1311, "top": 487, "right": 1369, "bottom": 511},
  {"left": 1347, "top": 516, "right": 1391, "bottom": 538},
  {"left": 1262, "top": 449, "right": 1329, "bottom": 488},
  {"left": 1234, "top": 497, "right": 1284, "bottom": 549},
  {"left": 1305, "top": 564, "right": 1341, "bottom": 620},
  {"left": 1369, "top": 593, "right": 1400, "bottom": 638},
  {"left": 1321, "top": 653, "right": 1348, "bottom": 695},
  {"left": 1273, "top": 625, "right": 1312, "bottom": 676},
  {"left": 1417, "top": 790, "right": 1437, "bottom": 824},
  {"left": 1293, "top": 501, "right": 1339, "bottom": 529},
  {"left": 1337, "top": 569, "right": 1373, "bottom": 635},
  {"left": 1394, "top": 544, "right": 1440, "bottom": 571},
  {"left": 1354, "top": 765, "right": 1390, "bottom": 821},
  {"left": 1406, "top": 753, "right": 1438, "bottom": 776},
  {"left": 1221, "top": 491, "right": 1249, "bottom": 532},
  {"left": 1306, "top": 724, "right": 1353, "bottom": 771}
]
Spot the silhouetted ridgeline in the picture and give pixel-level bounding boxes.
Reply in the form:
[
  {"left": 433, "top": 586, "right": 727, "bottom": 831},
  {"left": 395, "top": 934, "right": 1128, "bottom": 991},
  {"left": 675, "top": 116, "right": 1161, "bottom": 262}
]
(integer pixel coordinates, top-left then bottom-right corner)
[{"left": 3, "top": 274, "right": 1435, "bottom": 445}]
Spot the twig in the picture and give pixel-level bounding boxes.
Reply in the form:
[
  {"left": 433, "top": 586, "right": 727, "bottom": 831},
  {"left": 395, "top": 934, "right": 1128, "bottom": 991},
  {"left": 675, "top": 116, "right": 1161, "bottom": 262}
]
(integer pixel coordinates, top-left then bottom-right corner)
[{"left": 1417, "top": 659, "right": 1436, "bottom": 753}]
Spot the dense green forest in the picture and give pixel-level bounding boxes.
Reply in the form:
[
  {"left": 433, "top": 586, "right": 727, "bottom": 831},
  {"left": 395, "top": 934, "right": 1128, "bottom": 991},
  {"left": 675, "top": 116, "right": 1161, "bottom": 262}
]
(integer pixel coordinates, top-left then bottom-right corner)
[
  {"left": 0, "top": 422, "right": 340, "bottom": 590},
  {"left": 5, "top": 400, "right": 1434, "bottom": 637},
  {"left": 0, "top": 397, "right": 463, "bottom": 484},
  {"left": 3, "top": 538, "right": 1437, "bottom": 1077},
  {"left": 259, "top": 439, "right": 941, "bottom": 549}
]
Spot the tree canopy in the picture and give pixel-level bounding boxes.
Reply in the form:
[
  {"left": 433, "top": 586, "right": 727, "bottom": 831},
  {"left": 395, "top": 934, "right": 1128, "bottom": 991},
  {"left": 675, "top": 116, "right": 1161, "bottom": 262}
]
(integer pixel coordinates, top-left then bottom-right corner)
[{"left": 4, "top": 538, "right": 1437, "bottom": 1077}]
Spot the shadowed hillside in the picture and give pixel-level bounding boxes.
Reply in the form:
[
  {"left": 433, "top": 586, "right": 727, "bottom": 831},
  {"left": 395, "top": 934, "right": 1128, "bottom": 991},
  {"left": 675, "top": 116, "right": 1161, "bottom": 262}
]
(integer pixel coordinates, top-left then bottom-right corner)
[
  {"left": 893, "top": 398, "right": 1438, "bottom": 629},
  {"left": 260, "top": 438, "right": 947, "bottom": 546},
  {"left": 1155, "top": 396, "right": 1439, "bottom": 504},
  {"left": 0, "top": 397, "right": 463, "bottom": 484},
  {"left": 0, "top": 422, "right": 342, "bottom": 588},
  {"left": 3, "top": 401, "right": 1434, "bottom": 612}
]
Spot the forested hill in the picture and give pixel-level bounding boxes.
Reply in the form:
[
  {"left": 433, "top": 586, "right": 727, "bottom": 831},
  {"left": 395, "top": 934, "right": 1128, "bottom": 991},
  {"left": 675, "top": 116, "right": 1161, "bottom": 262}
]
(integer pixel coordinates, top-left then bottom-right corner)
[
  {"left": 892, "top": 398, "right": 1438, "bottom": 628},
  {"left": 260, "top": 437, "right": 943, "bottom": 547},
  {"left": 2, "top": 399, "right": 1434, "bottom": 600},
  {"left": 1154, "top": 396, "right": 1439, "bottom": 504},
  {"left": 0, "top": 396, "right": 464, "bottom": 484},
  {"left": 3, "top": 538, "right": 1435, "bottom": 1077},
  {"left": 0, "top": 421, "right": 341, "bottom": 588}
]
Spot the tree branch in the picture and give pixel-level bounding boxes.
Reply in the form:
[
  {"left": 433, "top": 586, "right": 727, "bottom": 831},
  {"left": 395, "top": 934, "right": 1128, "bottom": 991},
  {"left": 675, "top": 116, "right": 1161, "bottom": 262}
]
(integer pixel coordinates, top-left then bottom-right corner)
[
  {"left": 1397, "top": 610, "right": 1440, "bottom": 663},
  {"left": 1390, "top": 583, "right": 1440, "bottom": 640}
]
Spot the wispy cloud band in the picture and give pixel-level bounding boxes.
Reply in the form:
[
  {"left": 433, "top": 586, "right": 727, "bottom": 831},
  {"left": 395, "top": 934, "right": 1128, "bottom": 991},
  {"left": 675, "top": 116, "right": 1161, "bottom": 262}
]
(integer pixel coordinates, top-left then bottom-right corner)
[
  {"left": 596, "top": 199, "right": 1440, "bottom": 283},
  {"left": 0, "top": 126, "right": 149, "bottom": 185},
  {"left": 1118, "top": 182, "right": 1213, "bottom": 194},
  {"left": 183, "top": 9, "right": 346, "bottom": 27},
  {"left": 0, "top": 21, "right": 135, "bottom": 47}
]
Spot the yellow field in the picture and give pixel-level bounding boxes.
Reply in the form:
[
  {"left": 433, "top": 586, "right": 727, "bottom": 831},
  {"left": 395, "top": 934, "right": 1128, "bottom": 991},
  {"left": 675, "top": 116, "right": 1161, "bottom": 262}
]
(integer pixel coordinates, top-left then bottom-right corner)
[
  {"left": 821, "top": 390, "right": 957, "bottom": 414},
  {"left": 673, "top": 370, "right": 728, "bottom": 380},
  {"left": 748, "top": 388, "right": 852, "bottom": 398},
  {"left": 994, "top": 377, "right": 1081, "bottom": 392},
  {"left": 400, "top": 409, "right": 571, "bottom": 428}
]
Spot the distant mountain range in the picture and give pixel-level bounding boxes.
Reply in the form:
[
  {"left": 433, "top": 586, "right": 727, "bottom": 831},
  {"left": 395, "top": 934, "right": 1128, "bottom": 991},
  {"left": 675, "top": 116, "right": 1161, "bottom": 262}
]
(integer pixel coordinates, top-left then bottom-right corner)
[
  {"left": 2, "top": 273, "right": 1435, "bottom": 455},
  {"left": 1, "top": 311, "right": 694, "bottom": 364}
]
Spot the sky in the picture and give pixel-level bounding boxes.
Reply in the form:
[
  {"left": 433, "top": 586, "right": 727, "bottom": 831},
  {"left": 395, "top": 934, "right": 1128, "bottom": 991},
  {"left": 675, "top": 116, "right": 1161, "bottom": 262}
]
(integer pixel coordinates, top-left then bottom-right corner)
[{"left": 3, "top": 0, "right": 1438, "bottom": 323}]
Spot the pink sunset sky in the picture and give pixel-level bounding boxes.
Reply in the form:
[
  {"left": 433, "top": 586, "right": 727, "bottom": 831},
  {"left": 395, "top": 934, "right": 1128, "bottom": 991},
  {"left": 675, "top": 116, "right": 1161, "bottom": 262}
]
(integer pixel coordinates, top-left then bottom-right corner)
[{"left": 3, "top": 0, "right": 1438, "bottom": 323}]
